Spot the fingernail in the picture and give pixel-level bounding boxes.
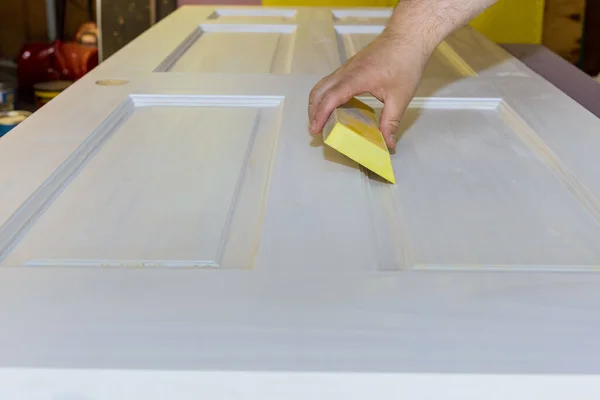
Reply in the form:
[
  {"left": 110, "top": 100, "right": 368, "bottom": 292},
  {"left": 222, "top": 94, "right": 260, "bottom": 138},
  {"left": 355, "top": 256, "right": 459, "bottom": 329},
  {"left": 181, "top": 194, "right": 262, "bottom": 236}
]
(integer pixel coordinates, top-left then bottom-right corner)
[
  {"left": 390, "top": 134, "right": 396, "bottom": 143},
  {"left": 310, "top": 120, "right": 316, "bottom": 133}
]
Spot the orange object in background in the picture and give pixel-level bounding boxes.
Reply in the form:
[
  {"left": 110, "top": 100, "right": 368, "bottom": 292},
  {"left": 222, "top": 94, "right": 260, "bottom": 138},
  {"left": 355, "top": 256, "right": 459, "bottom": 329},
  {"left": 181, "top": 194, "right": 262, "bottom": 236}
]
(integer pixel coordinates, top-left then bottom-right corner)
[
  {"left": 75, "top": 22, "right": 99, "bottom": 46},
  {"left": 54, "top": 41, "right": 98, "bottom": 82}
]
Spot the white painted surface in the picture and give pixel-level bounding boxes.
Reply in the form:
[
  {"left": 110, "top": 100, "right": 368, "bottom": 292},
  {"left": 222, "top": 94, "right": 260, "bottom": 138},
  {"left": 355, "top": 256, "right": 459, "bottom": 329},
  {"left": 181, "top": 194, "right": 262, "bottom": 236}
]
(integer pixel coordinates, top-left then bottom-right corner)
[{"left": 1, "top": 6, "right": 600, "bottom": 398}]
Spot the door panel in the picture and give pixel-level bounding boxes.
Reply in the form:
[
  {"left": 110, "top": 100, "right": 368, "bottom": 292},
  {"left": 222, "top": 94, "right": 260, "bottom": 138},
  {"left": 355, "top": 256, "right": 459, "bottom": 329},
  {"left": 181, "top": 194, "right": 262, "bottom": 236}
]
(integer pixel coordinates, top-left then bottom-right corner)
[
  {"left": 334, "top": 25, "right": 475, "bottom": 79},
  {"left": 98, "top": 7, "right": 531, "bottom": 77},
  {"left": 331, "top": 8, "right": 392, "bottom": 21},
  {"left": 1, "top": 5, "right": 600, "bottom": 398},
  {"left": 208, "top": 7, "right": 297, "bottom": 20},
  {"left": 158, "top": 25, "right": 296, "bottom": 73},
  {"left": 388, "top": 106, "right": 600, "bottom": 269},
  {"left": 2, "top": 101, "right": 281, "bottom": 268}
]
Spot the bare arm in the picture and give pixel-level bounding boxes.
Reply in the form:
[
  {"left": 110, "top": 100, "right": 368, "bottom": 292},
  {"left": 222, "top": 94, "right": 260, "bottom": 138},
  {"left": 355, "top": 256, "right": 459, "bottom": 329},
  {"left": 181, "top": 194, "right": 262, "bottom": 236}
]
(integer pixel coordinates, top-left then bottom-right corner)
[{"left": 308, "top": 0, "right": 498, "bottom": 148}]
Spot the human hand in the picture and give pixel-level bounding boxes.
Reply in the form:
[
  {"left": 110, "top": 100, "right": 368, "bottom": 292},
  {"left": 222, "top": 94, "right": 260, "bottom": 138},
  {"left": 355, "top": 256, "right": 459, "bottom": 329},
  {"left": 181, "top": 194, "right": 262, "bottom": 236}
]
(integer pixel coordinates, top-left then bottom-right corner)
[
  {"left": 308, "top": 30, "right": 430, "bottom": 149},
  {"left": 308, "top": 0, "right": 499, "bottom": 149}
]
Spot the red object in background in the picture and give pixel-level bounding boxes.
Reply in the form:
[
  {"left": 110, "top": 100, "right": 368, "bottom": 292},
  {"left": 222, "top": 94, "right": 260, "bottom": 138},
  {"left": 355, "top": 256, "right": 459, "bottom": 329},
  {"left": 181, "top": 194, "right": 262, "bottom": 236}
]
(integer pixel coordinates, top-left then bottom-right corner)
[
  {"left": 17, "top": 26, "right": 98, "bottom": 92},
  {"left": 54, "top": 42, "right": 98, "bottom": 81},
  {"left": 16, "top": 41, "right": 62, "bottom": 90}
]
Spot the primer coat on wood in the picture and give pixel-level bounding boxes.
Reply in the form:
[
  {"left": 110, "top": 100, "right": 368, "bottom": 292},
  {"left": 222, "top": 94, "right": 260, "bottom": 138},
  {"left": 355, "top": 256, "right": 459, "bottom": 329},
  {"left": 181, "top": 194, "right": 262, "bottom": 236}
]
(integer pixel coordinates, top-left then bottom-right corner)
[{"left": 1, "top": 6, "right": 600, "bottom": 399}]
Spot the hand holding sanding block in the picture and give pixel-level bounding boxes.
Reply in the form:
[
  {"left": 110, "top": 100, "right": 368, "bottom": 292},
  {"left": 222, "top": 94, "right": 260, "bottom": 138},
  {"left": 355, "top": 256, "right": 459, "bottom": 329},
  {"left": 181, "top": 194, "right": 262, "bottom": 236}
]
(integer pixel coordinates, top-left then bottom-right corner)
[{"left": 321, "top": 98, "right": 396, "bottom": 184}]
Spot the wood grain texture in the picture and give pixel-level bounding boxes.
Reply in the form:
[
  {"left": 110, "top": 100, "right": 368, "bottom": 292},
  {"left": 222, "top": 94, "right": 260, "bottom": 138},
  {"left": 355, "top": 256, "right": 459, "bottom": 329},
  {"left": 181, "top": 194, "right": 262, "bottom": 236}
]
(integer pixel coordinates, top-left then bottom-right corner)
[
  {"left": 1, "top": 102, "right": 281, "bottom": 268},
  {"left": 2, "top": 6, "right": 600, "bottom": 398},
  {"left": 158, "top": 24, "right": 296, "bottom": 73}
]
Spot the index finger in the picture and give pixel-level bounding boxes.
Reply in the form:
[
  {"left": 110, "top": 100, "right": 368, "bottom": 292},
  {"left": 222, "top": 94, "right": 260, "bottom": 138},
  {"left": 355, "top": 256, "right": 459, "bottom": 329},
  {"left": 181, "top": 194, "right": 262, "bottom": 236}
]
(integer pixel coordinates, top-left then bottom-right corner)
[
  {"left": 311, "top": 81, "right": 358, "bottom": 134},
  {"left": 308, "top": 74, "right": 337, "bottom": 128}
]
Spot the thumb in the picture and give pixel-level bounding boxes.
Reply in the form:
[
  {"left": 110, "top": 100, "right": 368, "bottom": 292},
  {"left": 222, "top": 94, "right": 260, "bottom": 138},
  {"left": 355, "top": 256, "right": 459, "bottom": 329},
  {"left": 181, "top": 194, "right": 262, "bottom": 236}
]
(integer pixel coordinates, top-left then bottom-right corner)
[{"left": 379, "top": 100, "right": 405, "bottom": 150}]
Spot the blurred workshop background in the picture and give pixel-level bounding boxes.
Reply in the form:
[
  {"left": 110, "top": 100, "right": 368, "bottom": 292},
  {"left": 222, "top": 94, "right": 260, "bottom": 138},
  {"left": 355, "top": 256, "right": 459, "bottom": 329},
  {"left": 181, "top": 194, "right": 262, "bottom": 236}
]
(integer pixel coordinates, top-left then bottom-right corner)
[{"left": 0, "top": 0, "right": 599, "bottom": 126}]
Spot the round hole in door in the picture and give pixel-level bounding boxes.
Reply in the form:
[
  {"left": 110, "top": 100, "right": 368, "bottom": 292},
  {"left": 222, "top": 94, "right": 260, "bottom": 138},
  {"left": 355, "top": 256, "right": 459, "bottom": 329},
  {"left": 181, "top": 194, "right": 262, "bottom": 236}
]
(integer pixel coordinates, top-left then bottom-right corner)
[{"left": 95, "top": 79, "right": 129, "bottom": 86}]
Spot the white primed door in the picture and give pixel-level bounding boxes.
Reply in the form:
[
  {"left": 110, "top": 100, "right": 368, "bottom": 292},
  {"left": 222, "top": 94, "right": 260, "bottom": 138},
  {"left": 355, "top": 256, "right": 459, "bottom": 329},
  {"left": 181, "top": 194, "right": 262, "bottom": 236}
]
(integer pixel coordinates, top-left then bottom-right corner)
[{"left": 1, "top": 6, "right": 600, "bottom": 399}]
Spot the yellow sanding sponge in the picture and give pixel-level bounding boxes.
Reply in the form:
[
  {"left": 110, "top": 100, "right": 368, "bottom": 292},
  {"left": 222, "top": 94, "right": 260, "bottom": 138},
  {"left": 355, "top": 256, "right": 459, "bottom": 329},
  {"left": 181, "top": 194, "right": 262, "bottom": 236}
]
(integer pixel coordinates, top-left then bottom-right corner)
[{"left": 322, "top": 98, "right": 396, "bottom": 184}]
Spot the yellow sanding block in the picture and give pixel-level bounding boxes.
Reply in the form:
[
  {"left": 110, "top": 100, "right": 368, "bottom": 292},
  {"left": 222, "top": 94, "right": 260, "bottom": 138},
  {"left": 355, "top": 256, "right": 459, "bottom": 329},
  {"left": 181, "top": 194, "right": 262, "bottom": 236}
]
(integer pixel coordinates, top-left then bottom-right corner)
[{"left": 322, "top": 98, "right": 396, "bottom": 184}]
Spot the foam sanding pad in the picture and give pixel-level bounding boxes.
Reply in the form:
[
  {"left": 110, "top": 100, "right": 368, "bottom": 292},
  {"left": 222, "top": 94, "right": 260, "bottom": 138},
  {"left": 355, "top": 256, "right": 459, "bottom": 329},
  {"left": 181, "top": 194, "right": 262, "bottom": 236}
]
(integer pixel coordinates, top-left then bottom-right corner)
[{"left": 322, "top": 98, "right": 396, "bottom": 184}]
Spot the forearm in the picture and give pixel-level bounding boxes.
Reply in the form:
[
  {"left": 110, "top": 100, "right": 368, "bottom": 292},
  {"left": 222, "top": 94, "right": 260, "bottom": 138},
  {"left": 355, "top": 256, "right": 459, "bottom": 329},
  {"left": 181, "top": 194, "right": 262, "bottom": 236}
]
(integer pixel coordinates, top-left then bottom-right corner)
[{"left": 384, "top": 0, "right": 499, "bottom": 56}]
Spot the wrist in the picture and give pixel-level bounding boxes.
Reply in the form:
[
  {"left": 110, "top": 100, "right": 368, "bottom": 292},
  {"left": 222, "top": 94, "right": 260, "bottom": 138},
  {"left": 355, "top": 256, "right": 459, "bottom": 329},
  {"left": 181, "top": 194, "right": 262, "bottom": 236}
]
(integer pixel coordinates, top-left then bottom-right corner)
[
  {"left": 384, "top": 0, "right": 497, "bottom": 57},
  {"left": 384, "top": 1, "right": 449, "bottom": 57}
]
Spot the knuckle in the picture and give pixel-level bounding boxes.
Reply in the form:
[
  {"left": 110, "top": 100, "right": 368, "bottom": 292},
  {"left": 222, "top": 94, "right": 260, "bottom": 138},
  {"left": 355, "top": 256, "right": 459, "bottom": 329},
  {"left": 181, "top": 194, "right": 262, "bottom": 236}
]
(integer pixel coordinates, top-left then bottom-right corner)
[
  {"left": 308, "top": 89, "right": 319, "bottom": 104},
  {"left": 309, "top": 81, "right": 324, "bottom": 99},
  {"left": 309, "top": 76, "right": 335, "bottom": 104},
  {"left": 321, "top": 89, "right": 340, "bottom": 107}
]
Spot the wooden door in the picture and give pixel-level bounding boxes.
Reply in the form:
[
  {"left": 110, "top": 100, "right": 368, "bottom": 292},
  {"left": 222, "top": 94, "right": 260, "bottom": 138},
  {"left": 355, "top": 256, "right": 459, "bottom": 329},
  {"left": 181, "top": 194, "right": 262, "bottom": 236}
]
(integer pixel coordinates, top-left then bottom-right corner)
[{"left": 1, "top": 7, "right": 600, "bottom": 398}]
